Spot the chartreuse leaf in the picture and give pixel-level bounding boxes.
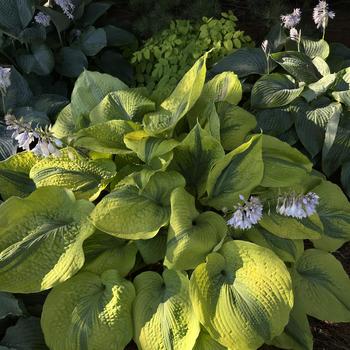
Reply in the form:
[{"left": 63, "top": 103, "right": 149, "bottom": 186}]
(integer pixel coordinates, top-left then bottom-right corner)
[
  {"left": 193, "top": 330, "right": 226, "bottom": 350},
  {"left": 311, "top": 180, "right": 350, "bottom": 251},
  {"left": 0, "top": 292, "right": 23, "bottom": 319},
  {"left": 292, "top": 249, "right": 350, "bottom": 322},
  {"left": 170, "top": 124, "right": 224, "bottom": 196},
  {"left": 90, "top": 89, "right": 155, "bottom": 125},
  {"left": 190, "top": 240, "right": 293, "bottom": 350},
  {"left": 244, "top": 226, "right": 304, "bottom": 263},
  {"left": 136, "top": 229, "right": 167, "bottom": 264},
  {"left": 51, "top": 104, "right": 75, "bottom": 139},
  {"left": 30, "top": 148, "right": 116, "bottom": 201},
  {"left": 251, "top": 73, "right": 304, "bottom": 109},
  {"left": 133, "top": 270, "right": 200, "bottom": 350},
  {"left": 165, "top": 188, "right": 227, "bottom": 270},
  {"left": 74, "top": 120, "right": 141, "bottom": 154},
  {"left": 204, "top": 135, "right": 263, "bottom": 210},
  {"left": 143, "top": 53, "right": 208, "bottom": 137},
  {"left": 0, "top": 187, "right": 94, "bottom": 293},
  {"left": 261, "top": 135, "right": 312, "bottom": 187},
  {"left": 41, "top": 270, "right": 135, "bottom": 350},
  {"left": 0, "top": 152, "right": 37, "bottom": 200},
  {"left": 90, "top": 170, "right": 185, "bottom": 239},
  {"left": 83, "top": 231, "right": 137, "bottom": 276}
]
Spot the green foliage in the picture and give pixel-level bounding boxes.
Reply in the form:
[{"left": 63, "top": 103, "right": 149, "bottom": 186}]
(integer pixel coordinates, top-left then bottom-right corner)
[{"left": 0, "top": 55, "right": 350, "bottom": 349}]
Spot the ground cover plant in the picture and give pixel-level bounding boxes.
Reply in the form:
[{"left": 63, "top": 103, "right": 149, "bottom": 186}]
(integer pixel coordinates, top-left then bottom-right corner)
[{"left": 0, "top": 46, "right": 350, "bottom": 349}]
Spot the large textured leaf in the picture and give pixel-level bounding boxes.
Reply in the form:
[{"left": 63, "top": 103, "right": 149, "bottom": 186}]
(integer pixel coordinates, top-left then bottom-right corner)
[
  {"left": 301, "top": 74, "right": 336, "bottom": 102},
  {"left": 261, "top": 135, "right": 312, "bottom": 187},
  {"left": 90, "top": 170, "right": 185, "bottom": 239},
  {"left": 251, "top": 73, "right": 303, "bottom": 109},
  {"left": 193, "top": 330, "right": 226, "bottom": 350},
  {"left": 0, "top": 293, "right": 22, "bottom": 319},
  {"left": 165, "top": 188, "right": 227, "bottom": 270},
  {"left": 74, "top": 120, "right": 141, "bottom": 154},
  {"left": 0, "top": 125, "right": 17, "bottom": 161},
  {"left": 41, "top": 270, "right": 134, "bottom": 350},
  {"left": 51, "top": 104, "right": 76, "bottom": 138},
  {"left": 301, "top": 38, "right": 330, "bottom": 60},
  {"left": 0, "top": 151, "right": 37, "bottom": 200},
  {"left": 55, "top": 47, "right": 88, "bottom": 78},
  {"left": 0, "top": 187, "right": 94, "bottom": 293},
  {"left": 78, "top": 27, "right": 107, "bottom": 57},
  {"left": 292, "top": 249, "right": 350, "bottom": 322},
  {"left": 143, "top": 53, "right": 208, "bottom": 137},
  {"left": 136, "top": 229, "right": 167, "bottom": 264},
  {"left": 204, "top": 135, "right": 263, "bottom": 210},
  {"left": 133, "top": 270, "right": 200, "bottom": 350},
  {"left": 90, "top": 89, "right": 155, "bottom": 124},
  {"left": 190, "top": 240, "right": 293, "bottom": 350},
  {"left": 30, "top": 148, "right": 116, "bottom": 201},
  {"left": 170, "top": 124, "right": 225, "bottom": 196},
  {"left": 0, "top": 0, "right": 34, "bottom": 33}
]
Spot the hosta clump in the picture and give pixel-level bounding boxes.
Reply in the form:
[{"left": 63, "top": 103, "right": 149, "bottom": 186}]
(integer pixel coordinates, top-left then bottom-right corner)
[{"left": 0, "top": 55, "right": 350, "bottom": 350}]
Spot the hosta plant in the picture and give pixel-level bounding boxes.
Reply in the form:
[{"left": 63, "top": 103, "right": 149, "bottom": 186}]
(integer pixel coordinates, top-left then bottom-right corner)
[{"left": 0, "top": 54, "right": 350, "bottom": 350}]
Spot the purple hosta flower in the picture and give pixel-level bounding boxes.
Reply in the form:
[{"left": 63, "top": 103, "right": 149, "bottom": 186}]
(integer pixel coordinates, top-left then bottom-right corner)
[
  {"left": 54, "top": 0, "right": 74, "bottom": 19},
  {"left": 34, "top": 12, "right": 51, "bottom": 27},
  {"left": 281, "top": 8, "right": 302, "bottom": 29},
  {"left": 313, "top": 1, "right": 335, "bottom": 30},
  {"left": 0, "top": 67, "right": 11, "bottom": 93},
  {"left": 15, "top": 131, "right": 36, "bottom": 151},
  {"left": 227, "top": 195, "right": 263, "bottom": 230},
  {"left": 5, "top": 115, "right": 35, "bottom": 150},
  {"left": 32, "top": 126, "right": 62, "bottom": 157},
  {"left": 289, "top": 28, "right": 301, "bottom": 42},
  {"left": 276, "top": 192, "right": 319, "bottom": 219}
]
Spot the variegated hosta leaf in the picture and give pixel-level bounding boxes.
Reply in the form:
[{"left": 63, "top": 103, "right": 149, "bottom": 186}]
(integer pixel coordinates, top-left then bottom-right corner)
[
  {"left": 83, "top": 231, "right": 137, "bottom": 276},
  {"left": 30, "top": 148, "right": 116, "bottom": 201},
  {"left": 261, "top": 134, "right": 312, "bottom": 187},
  {"left": 301, "top": 38, "right": 330, "bottom": 60},
  {"left": 136, "top": 229, "right": 167, "bottom": 264},
  {"left": 301, "top": 73, "right": 336, "bottom": 102},
  {"left": 74, "top": 120, "right": 141, "bottom": 154},
  {"left": 193, "top": 330, "right": 227, "bottom": 350},
  {"left": 133, "top": 270, "right": 200, "bottom": 350},
  {"left": 170, "top": 124, "right": 224, "bottom": 196},
  {"left": 41, "top": 270, "right": 135, "bottom": 350},
  {"left": 312, "top": 56, "right": 331, "bottom": 77},
  {"left": 51, "top": 104, "right": 75, "bottom": 139},
  {"left": 292, "top": 249, "right": 350, "bottom": 322},
  {"left": 311, "top": 180, "right": 350, "bottom": 251},
  {"left": 90, "top": 170, "right": 185, "bottom": 239},
  {"left": 143, "top": 53, "right": 208, "bottom": 137},
  {"left": 190, "top": 240, "right": 294, "bottom": 350},
  {"left": 204, "top": 134, "right": 263, "bottom": 210},
  {"left": 251, "top": 73, "right": 304, "bottom": 109},
  {"left": 0, "top": 152, "right": 38, "bottom": 200},
  {"left": 0, "top": 187, "right": 95, "bottom": 293},
  {"left": 165, "top": 187, "right": 227, "bottom": 270},
  {"left": 89, "top": 89, "right": 155, "bottom": 125}
]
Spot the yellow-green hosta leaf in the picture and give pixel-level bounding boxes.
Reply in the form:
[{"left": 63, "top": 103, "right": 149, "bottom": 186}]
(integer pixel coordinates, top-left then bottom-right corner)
[
  {"left": 292, "top": 249, "right": 350, "bottom": 322},
  {"left": 261, "top": 135, "right": 312, "bottom": 187},
  {"left": 90, "top": 170, "right": 185, "bottom": 239},
  {"left": 133, "top": 270, "right": 200, "bottom": 350},
  {"left": 165, "top": 188, "right": 227, "bottom": 270},
  {"left": 0, "top": 187, "right": 95, "bottom": 293},
  {"left": 30, "top": 148, "right": 116, "bottom": 201},
  {"left": 170, "top": 124, "right": 225, "bottom": 196},
  {"left": 51, "top": 104, "right": 76, "bottom": 138},
  {"left": 143, "top": 53, "right": 208, "bottom": 137},
  {"left": 0, "top": 152, "right": 38, "bottom": 200},
  {"left": 311, "top": 180, "right": 350, "bottom": 251},
  {"left": 83, "top": 231, "right": 137, "bottom": 276},
  {"left": 89, "top": 89, "right": 155, "bottom": 124},
  {"left": 41, "top": 270, "right": 135, "bottom": 350},
  {"left": 74, "top": 120, "right": 141, "bottom": 154},
  {"left": 136, "top": 229, "right": 167, "bottom": 264},
  {"left": 204, "top": 134, "right": 263, "bottom": 210},
  {"left": 193, "top": 330, "right": 227, "bottom": 350},
  {"left": 190, "top": 240, "right": 293, "bottom": 350}
]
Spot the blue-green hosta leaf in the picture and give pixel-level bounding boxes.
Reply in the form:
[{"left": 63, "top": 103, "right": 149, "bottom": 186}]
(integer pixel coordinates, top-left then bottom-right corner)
[
  {"left": 136, "top": 229, "right": 167, "bottom": 264},
  {"left": 0, "top": 152, "right": 37, "bottom": 200},
  {"left": 0, "top": 125, "right": 17, "bottom": 161},
  {"left": 341, "top": 161, "right": 350, "bottom": 197},
  {"left": 78, "top": 27, "right": 107, "bottom": 57},
  {"left": 55, "top": 47, "right": 88, "bottom": 79},
  {"left": 261, "top": 134, "right": 312, "bottom": 187},
  {"left": 204, "top": 135, "right": 263, "bottom": 210},
  {"left": 41, "top": 270, "right": 135, "bottom": 350},
  {"left": 244, "top": 226, "right": 304, "bottom": 263},
  {"left": 133, "top": 270, "right": 200, "bottom": 350},
  {"left": 74, "top": 120, "right": 141, "bottom": 154},
  {"left": 301, "top": 74, "right": 336, "bottom": 102},
  {"left": 292, "top": 249, "right": 350, "bottom": 322},
  {"left": 311, "top": 180, "right": 350, "bottom": 251},
  {"left": 165, "top": 188, "right": 227, "bottom": 270},
  {"left": 301, "top": 38, "right": 330, "bottom": 60},
  {"left": 143, "top": 53, "right": 208, "bottom": 137},
  {"left": 83, "top": 231, "right": 137, "bottom": 276},
  {"left": 0, "top": 293, "right": 23, "bottom": 319},
  {"left": 30, "top": 148, "right": 116, "bottom": 201},
  {"left": 251, "top": 73, "right": 304, "bottom": 109},
  {"left": 193, "top": 330, "right": 226, "bottom": 350},
  {"left": 51, "top": 104, "right": 76, "bottom": 139},
  {"left": 0, "top": 187, "right": 95, "bottom": 293},
  {"left": 90, "top": 89, "right": 155, "bottom": 125},
  {"left": 0, "top": 317, "right": 47, "bottom": 350},
  {"left": 190, "top": 240, "right": 293, "bottom": 350},
  {"left": 83, "top": 2, "right": 112, "bottom": 26},
  {"left": 271, "top": 51, "right": 321, "bottom": 83},
  {"left": 170, "top": 124, "right": 225, "bottom": 196},
  {"left": 90, "top": 170, "right": 185, "bottom": 239}
]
